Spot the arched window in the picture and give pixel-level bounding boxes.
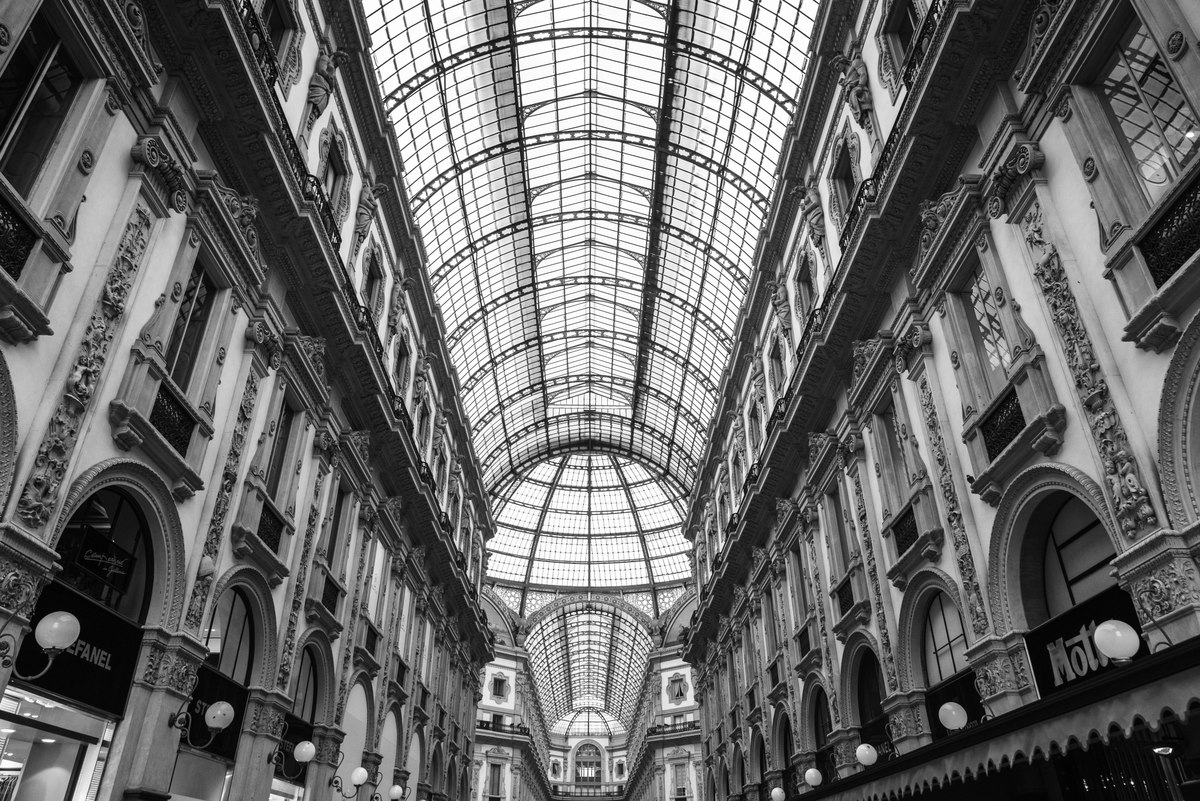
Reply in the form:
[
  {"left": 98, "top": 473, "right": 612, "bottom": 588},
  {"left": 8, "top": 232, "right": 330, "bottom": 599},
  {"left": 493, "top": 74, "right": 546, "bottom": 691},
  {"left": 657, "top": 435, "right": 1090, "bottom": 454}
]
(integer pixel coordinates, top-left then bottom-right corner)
[
  {"left": 811, "top": 688, "right": 835, "bottom": 784},
  {"left": 292, "top": 647, "right": 318, "bottom": 722},
  {"left": 1041, "top": 495, "right": 1116, "bottom": 619},
  {"left": 922, "top": 592, "right": 968, "bottom": 687},
  {"left": 856, "top": 652, "right": 887, "bottom": 752},
  {"left": 575, "top": 743, "right": 602, "bottom": 783},
  {"left": 205, "top": 588, "right": 255, "bottom": 686},
  {"left": 56, "top": 488, "right": 153, "bottom": 622}
]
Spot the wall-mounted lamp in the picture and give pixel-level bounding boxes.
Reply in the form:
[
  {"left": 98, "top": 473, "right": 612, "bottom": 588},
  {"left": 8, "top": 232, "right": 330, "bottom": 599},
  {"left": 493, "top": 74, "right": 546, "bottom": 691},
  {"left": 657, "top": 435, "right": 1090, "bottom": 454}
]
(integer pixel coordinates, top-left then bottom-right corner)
[
  {"left": 266, "top": 721, "right": 316, "bottom": 779},
  {"left": 333, "top": 766, "right": 382, "bottom": 798},
  {"left": 371, "top": 778, "right": 409, "bottom": 801},
  {"left": 167, "top": 674, "right": 235, "bottom": 749},
  {"left": 0, "top": 573, "right": 81, "bottom": 681},
  {"left": 936, "top": 701, "right": 991, "bottom": 732},
  {"left": 769, "top": 786, "right": 785, "bottom": 801},
  {"left": 1094, "top": 619, "right": 1141, "bottom": 664},
  {"left": 854, "top": 743, "right": 878, "bottom": 767},
  {"left": 803, "top": 768, "right": 822, "bottom": 787}
]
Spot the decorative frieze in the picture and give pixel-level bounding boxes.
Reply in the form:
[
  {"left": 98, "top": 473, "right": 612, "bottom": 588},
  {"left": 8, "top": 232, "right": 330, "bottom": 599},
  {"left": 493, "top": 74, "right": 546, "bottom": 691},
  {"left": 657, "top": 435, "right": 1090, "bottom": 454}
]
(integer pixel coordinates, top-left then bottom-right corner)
[
  {"left": 806, "top": 534, "right": 839, "bottom": 725},
  {"left": 336, "top": 533, "right": 371, "bottom": 720},
  {"left": 17, "top": 206, "right": 154, "bottom": 530},
  {"left": 1021, "top": 202, "right": 1157, "bottom": 537},
  {"left": 278, "top": 465, "right": 328, "bottom": 690},
  {"left": 184, "top": 372, "right": 262, "bottom": 631},
  {"left": 916, "top": 376, "right": 989, "bottom": 635},
  {"left": 142, "top": 643, "right": 200, "bottom": 694},
  {"left": 850, "top": 472, "right": 897, "bottom": 692},
  {"left": 1131, "top": 559, "right": 1200, "bottom": 622}
]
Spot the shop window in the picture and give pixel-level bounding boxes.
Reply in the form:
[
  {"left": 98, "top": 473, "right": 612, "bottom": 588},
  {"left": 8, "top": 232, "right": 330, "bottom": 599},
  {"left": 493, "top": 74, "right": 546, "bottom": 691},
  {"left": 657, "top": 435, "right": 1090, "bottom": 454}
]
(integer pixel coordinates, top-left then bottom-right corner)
[
  {"left": 922, "top": 593, "right": 967, "bottom": 686},
  {"left": 55, "top": 488, "right": 151, "bottom": 622},
  {"left": 1096, "top": 15, "right": 1198, "bottom": 205},
  {"left": 205, "top": 588, "right": 255, "bottom": 686},
  {"left": 575, "top": 744, "right": 602, "bottom": 783},
  {"left": 0, "top": 9, "right": 84, "bottom": 199},
  {"left": 811, "top": 687, "right": 836, "bottom": 784},
  {"left": 855, "top": 652, "right": 889, "bottom": 754},
  {"left": 1040, "top": 495, "right": 1116, "bottom": 619}
]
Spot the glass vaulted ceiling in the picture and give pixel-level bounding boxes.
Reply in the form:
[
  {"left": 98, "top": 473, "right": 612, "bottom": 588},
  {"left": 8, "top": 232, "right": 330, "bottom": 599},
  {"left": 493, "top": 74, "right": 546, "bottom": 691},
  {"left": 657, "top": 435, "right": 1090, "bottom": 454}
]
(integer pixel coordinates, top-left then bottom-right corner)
[{"left": 365, "top": 0, "right": 818, "bottom": 730}]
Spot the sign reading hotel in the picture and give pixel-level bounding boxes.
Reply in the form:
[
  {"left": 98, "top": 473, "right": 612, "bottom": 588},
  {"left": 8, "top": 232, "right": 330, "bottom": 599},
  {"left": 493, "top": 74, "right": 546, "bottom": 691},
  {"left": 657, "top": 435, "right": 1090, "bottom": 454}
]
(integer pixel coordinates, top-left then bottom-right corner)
[{"left": 1024, "top": 585, "right": 1147, "bottom": 697}]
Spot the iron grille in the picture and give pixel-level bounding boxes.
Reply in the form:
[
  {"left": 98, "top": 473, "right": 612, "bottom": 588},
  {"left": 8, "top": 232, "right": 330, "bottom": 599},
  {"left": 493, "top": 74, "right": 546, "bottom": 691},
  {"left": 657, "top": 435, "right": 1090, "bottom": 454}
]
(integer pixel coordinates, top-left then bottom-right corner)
[
  {"left": 149, "top": 381, "right": 196, "bottom": 457},
  {"left": 901, "top": 0, "right": 947, "bottom": 89},
  {"left": 321, "top": 574, "right": 339, "bottom": 613},
  {"left": 237, "top": 0, "right": 279, "bottom": 87},
  {"left": 257, "top": 502, "right": 287, "bottom": 553},
  {"left": 300, "top": 174, "right": 341, "bottom": 247},
  {"left": 979, "top": 387, "right": 1025, "bottom": 462},
  {"left": 836, "top": 578, "right": 855, "bottom": 618},
  {"left": 0, "top": 192, "right": 36, "bottom": 281},
  {"left": 1142, "top": 173, "right": 1200, "bottom": 287},
  {"left": 892, "top": 505, "right": 919, "bottom": 556}
]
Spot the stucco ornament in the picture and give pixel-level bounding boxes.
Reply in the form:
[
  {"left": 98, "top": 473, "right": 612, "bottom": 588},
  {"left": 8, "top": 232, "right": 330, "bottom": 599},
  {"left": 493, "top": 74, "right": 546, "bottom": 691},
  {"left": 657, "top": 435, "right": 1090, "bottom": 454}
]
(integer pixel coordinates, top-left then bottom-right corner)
[
  {"left": 1132, "top": 560, "right": 1200, "bottom": 621},
  {"left": 18, "top": 206, "right": 154, "bottom": 530},
  {"left": 1022, "top": 202, "right": 1156, "bottom": 536}
]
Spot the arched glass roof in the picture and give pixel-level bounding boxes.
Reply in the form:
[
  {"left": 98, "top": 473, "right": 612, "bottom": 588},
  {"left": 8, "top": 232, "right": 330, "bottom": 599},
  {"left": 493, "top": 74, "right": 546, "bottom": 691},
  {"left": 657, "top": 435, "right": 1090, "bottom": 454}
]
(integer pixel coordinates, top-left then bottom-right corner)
[
  {"left": 550, "top": 708, "right": 627, "bottom": 738},
  {"left": 486, "top": 453, "right": 690, "bottom": 613},
  {"left": 365, "top": 0, "right": 820, "bottom": 492},
  {"left": 525, "top": 602, "right": 652, "bottom": 729}
]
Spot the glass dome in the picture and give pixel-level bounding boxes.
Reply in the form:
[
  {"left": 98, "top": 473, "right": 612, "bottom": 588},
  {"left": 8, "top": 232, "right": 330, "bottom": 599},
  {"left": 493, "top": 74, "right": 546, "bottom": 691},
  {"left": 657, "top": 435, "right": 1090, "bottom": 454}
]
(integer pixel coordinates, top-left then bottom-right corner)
[
  {"left": 486, "top": 452, "right": 692, "bottom": 614},
  {"left": 550, "top": 709, "right": 627, "bottom": 738}
]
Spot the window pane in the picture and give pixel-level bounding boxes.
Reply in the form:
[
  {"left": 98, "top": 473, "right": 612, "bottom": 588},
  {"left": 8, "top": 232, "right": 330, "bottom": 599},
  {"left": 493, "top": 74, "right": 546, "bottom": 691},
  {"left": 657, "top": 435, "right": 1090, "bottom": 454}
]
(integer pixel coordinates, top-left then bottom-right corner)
[
  {"left": 966, "top": 264, "right": 1012, "bottom": 379},
  {"left": 166, "top": 264, "right": 216, "bottom": 389}
]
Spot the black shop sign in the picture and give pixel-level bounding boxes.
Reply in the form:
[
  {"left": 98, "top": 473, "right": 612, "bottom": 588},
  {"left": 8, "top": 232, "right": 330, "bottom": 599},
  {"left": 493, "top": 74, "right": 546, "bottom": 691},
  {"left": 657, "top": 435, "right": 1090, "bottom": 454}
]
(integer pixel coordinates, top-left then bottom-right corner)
[
  {"left": 1024, "top": 585, "right": 1148, "bottom": 697},
  {"left": 187, "top": 665, "right": 249, "bottom": 761},
  {"left": 14, "top": 581, "right": 142, "bottom": 718}
]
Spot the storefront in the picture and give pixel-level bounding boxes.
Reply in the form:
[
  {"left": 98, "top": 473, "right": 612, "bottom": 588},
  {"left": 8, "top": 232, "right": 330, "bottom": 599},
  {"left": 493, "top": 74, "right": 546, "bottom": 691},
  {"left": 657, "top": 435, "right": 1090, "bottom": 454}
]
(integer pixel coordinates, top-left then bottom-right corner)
[{"left": 3, "top": 488, "right": 154, "bottom": 800}]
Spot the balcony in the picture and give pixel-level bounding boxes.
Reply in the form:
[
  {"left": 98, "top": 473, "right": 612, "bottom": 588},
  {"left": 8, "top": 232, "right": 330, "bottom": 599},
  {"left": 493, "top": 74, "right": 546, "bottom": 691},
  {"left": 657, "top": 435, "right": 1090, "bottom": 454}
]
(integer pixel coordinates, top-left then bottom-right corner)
[
  {"left": 354, "top": 618, "right": 383, "bottom": 676},
  {"left": 646, "top": 720, "right": 699, "bottom": 736},
  {"left": 549, "top": 784, "right": 625, "bottom": 798},
  {"left": 304, "top": 559, "right": 345, "bottom": 637},
  {"left": 475, "top": 719, "right": 530, "bottom": 736},
  {"left": 230, "top": 486, "right": 292, "bottom": 587}
]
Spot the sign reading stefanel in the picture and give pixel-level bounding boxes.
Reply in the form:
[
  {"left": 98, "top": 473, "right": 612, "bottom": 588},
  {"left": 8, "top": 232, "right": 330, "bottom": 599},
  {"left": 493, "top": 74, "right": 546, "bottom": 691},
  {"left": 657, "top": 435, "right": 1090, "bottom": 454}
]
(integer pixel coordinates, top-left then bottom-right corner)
[
  {"left": 1024, "top": 585, "right": 1148, "bottom": 697},
  {"left": 14, "top": 581, "right": 142, "bottom": 718}
]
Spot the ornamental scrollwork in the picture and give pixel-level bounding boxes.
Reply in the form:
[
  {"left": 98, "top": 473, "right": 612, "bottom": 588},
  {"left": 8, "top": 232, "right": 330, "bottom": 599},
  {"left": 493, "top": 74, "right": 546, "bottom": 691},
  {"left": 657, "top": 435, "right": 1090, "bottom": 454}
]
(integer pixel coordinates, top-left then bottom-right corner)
[{"left": 1132, "top": 560, "right": 1200, "bottom": 621}]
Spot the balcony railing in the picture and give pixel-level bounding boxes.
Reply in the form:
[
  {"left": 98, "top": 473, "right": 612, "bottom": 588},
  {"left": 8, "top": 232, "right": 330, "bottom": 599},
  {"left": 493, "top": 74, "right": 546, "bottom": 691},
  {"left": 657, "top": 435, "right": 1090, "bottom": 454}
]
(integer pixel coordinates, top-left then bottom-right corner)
[
  {"left": 0, "top": 191, "right": 37, "bottom": 281},
  {"left": 900, "top": 0, "right": 947, "bottom": 90},
  {"left": 646, "top": 720, "right": 699, "bottom": 736},
  {"left": 475, "top": 719, "right": 530, "bottom": 736},
  {"left": 979, "top": 387, "right": 1025, "bottom": 462},
  {"left": 891, "top": 504, "right": 919, "bottom": 556},
  {"left": 1141, "top": 167, "right": 1200, "bottom": 288},
  {"left": 257, "top": 501, "right": 287, "bottom": 553},
  {"left": 549, "top": 785, "right": 625, "bottom": 798},
  {"left": 237, "top": 0, "right": 279, "bottom": 87},
  {"left": 149, "top": 380, "right": 198, "bottom": 457}
]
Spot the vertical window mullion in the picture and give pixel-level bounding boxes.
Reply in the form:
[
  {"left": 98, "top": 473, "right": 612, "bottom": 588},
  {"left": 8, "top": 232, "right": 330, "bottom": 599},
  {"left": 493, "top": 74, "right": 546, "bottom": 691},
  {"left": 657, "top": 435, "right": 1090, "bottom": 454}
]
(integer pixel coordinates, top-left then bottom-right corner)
[{"left": 0, "top": 41, "right": 60, "bottom": 157}]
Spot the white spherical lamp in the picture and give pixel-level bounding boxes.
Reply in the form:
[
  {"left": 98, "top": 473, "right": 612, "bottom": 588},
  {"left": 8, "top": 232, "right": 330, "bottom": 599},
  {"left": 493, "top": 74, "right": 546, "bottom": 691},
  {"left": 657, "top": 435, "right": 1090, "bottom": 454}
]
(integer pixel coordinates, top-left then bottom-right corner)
[
  {"left": 203, "top": 701, "right": 235, "bottom": 731},
  {"left": 1094, "top": 619, "right": 1140, "bottom": 662},
  {"left": 803, "top": 768, "right": 822, "bottom": 787},
  {"left": 292, "top": 740, "right": 316, "bottom": 763},
  {"left": 770, "top": 787, "right": 785, "bottom": 801},
  {"left": 351, "top": 766, "right": 370, "bottom": 787},
  {"left": 938, "top": 701, "right": 969, "bottom": 731},
  {"left": 34, "top": 612, "right": 80, "bottom": 651},
  {"left": 855, "top": 743, "right": 878, "bottom": 767},
  {"left": 389, "top": 785, "right": 406, "bottom": 800}
]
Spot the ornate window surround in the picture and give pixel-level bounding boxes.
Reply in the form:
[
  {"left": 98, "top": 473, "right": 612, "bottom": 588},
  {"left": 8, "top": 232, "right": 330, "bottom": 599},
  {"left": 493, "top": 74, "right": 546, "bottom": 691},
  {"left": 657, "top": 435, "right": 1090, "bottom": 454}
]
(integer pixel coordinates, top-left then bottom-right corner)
[
  {"left": 826, "top": 120, "right": 863, "bottom": 234},
  {"left": 1043, "top": 2, "right": 1200, "bottom": 351},
  {"left": 913, "top": 173, "right": 1066, "bottom": 506}
]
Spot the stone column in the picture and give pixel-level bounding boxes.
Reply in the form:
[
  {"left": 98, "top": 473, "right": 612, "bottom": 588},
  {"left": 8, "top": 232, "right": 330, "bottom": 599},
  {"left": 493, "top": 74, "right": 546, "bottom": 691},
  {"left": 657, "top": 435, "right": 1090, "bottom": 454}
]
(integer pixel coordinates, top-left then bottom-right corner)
[
  {"left": 0, "top": 530, "right": 58, "bottom": 697},
  {"left": 1112, "top": 523, "right": 1200, "bottom": 651},
  {"left": 101, "top": 629, "right": 206, "bottom": 800},
  {"left": 826, "top": 729, "right": 861, "bottom": 779},
  {"left": 965, "top": 634, "right": 1035, "bottom": 717},
  {"left": 881, "top": 690, "right": 930, "bottom": 754},
  {"left": 362, "top": 750, "right": 384, "bottom": 798},
  {"left": 225, "top": 687, "right": 292, "bottom": 800},
  {"left": 308, "top": 724, "right": 345, "bottom": 797}
]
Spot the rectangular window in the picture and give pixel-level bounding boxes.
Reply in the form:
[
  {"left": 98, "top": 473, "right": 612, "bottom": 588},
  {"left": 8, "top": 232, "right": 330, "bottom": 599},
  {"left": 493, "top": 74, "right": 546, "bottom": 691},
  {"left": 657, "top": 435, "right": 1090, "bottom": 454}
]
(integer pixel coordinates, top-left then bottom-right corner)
[
  {"left": 893, "top": 0, "right": 921, "bottom": 56},
  {"left": 164, "top": 263, "right": 217, "bottom": 391},
  {"left": 959, "top": 262, "right": 1013, "bottom": 398},
  {"left": 258, "top": 0, "right": 288, "bottom": 54},
  {"left": 325, "top": 490, "right": 348, "bottom": 564},
  {"left": 488, "top": 764, "right": 502, "bottom": 798},
  {"left": 1096, "top": 16, "right": 1198, "bottom": 203},
  {"left": 363, "top": 250, "right": 384, "bottom": 321},
  {"left": 672, "top": 764, "right": 686, "bottom": 797},
  {"left": 826, "top": 485, "right": 854, "bottom": 575},
  {"left": 832, "top": 143, "right": 856, "bottom": 215},
  {"left": 263, "top": 403, "right": 296, "bottom": 498},
  {"left": 321, "top": 146, "right": 345, "bottom": 201},
  {"left": 0, "top": 11, "right": 84, "bottom": 198}
]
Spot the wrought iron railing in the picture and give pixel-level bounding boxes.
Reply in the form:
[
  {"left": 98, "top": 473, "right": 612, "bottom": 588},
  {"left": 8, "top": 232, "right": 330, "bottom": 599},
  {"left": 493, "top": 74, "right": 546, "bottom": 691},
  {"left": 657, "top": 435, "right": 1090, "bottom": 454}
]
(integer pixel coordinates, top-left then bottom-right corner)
[
  {"left": 476, "top": 719, "right": 530, "bottom": 735},
  {"left": 237, "top": 0, "right": 279, "bottom": 87},
  {"left": 149, "top": 381, "right": 197, "bottom": 457},
  {"left": 1141, "top": 169, "right": 1200, "bottom": 288},
  {"left": 646, "top": 721, "right": 699, "bottom": 735},
  {"left": 900, "top": 0, "right": 947, "bottom": 90},
  {"left": 891, "top": 504, "right": 919, "bottom": 556},
  {"left": 979, "top": 387, "right": 1025, "bottom": 462},
  {"left": 835, "top": 576, "right": 855, "bottom": 619},
  {"left": 0, "top": 192, "right": 36, "bottom": 282},
  {"left": 257, "top": 501, "right": 287, "bottom": 553}
]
